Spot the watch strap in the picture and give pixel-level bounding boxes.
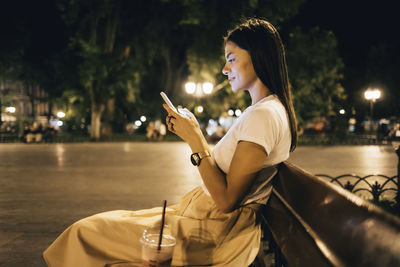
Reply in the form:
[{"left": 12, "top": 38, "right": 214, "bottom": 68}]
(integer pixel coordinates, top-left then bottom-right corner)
[
  {"left": 197, "top": 150, "right": 211, "bottom": 159},
  {"left": 191, "top": 150, "right": 211, "bottom": 166}
]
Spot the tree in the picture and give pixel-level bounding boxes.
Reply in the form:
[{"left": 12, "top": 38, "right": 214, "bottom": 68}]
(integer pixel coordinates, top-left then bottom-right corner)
[
  {"left": 286, "top": 27, "right": 346, "bottom": 128},
  {"left": 58, "top": 0, "right": 144, "bottom": 140},
  {"left": 179, "top": 0, "right": 307, "bottom": 117},
  {"left": 54, "top": 0, "right": 311, "bottom": 139},
  {"left": 0, "top": 0, "right": 77, "bottom": 131},
  {"left": 0, "top": 0, "right": 27, "bottom": 126}
]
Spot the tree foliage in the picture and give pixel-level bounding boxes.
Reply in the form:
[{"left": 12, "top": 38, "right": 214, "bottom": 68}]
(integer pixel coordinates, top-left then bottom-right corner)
[
  {"left": 286, "top": 27, "right": 346, "bottom": 127},
  {"left": 2, "top": 0, "right": 352, "bottom": 138},
  {"left": 179, "top": 0, "right": 307, "bottom": 118},
  {"left": 57, "top": 0, "right": 147, "bottom": 138}
]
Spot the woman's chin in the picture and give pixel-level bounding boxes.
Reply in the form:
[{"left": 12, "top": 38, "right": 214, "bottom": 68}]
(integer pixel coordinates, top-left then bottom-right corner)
[{"left": 231, "top": 86, "right": 243, "bottom": 93}]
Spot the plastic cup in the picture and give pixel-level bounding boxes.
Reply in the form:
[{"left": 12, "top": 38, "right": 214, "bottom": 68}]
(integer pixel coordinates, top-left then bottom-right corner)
[{"left": 140, "top": 227, "right": 176, "bottom": 267}]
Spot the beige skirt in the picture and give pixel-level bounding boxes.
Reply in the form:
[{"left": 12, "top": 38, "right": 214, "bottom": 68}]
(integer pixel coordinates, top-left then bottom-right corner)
[{"left": 43, "top": 186, "right": 261, "bottom": 267}]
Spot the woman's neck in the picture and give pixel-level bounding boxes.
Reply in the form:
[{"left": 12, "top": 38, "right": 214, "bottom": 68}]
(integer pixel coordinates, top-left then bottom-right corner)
[{"left": 248, "top": 79, "right": 272, "bottom": 105}]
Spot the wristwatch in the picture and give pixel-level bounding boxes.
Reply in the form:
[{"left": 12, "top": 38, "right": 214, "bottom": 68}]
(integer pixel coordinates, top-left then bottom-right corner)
[{"left": 190, "top": 150, "right": 211, "bottom": 166}]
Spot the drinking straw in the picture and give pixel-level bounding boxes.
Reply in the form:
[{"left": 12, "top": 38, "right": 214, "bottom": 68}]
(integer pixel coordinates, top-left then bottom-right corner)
[{"left": 157, "top": 200, "right": 167, "bottom": 251}]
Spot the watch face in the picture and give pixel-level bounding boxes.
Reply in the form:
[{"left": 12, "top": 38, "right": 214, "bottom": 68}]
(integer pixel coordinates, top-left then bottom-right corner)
[{"left": 191, "top": 153, "right": 200, "bottom": 165}]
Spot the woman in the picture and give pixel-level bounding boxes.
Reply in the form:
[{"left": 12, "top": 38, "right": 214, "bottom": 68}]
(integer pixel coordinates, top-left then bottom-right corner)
[{"left": 43, "top": 18, "right": 297, "bottom": 267}]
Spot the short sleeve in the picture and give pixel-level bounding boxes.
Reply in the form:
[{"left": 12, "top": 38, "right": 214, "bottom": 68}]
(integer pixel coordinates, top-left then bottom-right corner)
[{"left": 236, "top": 106, "right": 281, "bottom": 155}]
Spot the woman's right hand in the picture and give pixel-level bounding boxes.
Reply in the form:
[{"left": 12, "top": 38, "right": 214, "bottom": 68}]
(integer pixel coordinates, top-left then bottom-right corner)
[{"left": 163, "top": 104, "right": 202, "bottom": 144}]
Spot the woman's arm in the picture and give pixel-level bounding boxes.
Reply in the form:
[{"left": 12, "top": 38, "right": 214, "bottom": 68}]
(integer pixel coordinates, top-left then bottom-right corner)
[
  {"left": 197, "top": 140, "right": 267, "bottom": 213},
  {"left": 164, "top": 104, "right": 267, "bottom": 213}
]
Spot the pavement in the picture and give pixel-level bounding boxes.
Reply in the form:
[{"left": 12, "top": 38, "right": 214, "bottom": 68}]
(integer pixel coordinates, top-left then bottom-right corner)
[{"left": 0, "top": 142, "right": 398, "bottom": 266}]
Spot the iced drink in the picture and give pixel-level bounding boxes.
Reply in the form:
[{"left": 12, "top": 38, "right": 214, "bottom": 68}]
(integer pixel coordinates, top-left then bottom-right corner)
[{"left": 140, "top": 231, "right": 176, "bottom": 267}]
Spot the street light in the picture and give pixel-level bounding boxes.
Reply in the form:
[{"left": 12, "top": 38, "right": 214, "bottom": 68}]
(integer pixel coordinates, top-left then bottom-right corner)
[
  {"left": 185, "top": 82, "right": 196, "bottom": 94},
  {"left": 6, "top": 107, "right": 16, "bottom": 113},
  {"left": 134, "top": 120, "right": 142, "bottom": 127},
  {"left": 364, "top": 88, "right": 381, "bottom": 130},
  {"left": 202, "top": 82, "right": 213, "bottom": 94},
  {"left": 57, "top": 111, "right": 66, "bottom": 118},
  {"left": 185, "top": 82, "right": 213, "bottom": 97}
]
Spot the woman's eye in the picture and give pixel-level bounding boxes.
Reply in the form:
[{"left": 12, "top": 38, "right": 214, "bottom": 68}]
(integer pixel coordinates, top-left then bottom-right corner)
[{"left": 228, "top": 58, "right": 235, "bottom": 63}]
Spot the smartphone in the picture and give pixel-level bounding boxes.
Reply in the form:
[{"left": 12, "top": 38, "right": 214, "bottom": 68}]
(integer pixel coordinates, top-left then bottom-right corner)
[
  {"left": 160, "top": 92, "right": 178, "bottom": 112},
  {"left": 160, "top": 91, "right": 191, "bottom": 118}
]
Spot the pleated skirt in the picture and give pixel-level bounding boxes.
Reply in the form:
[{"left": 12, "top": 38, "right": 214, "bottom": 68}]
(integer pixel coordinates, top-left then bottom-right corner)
[{"left": 43, "top": 186, "right": 261, "bottom": 267}]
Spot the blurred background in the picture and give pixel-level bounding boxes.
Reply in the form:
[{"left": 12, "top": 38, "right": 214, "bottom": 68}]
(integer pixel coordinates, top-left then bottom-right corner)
[
  {"left": 1, "top": 1, "right": 400, "bottom": 265},
  {"left": 0, "top": 0, "right": 399, "bottom": 145}
]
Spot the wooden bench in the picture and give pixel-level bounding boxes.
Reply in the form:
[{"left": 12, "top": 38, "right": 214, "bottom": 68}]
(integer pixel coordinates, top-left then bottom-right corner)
[{"left": 253, "top": 162, "right": 400, "bottom": 267}]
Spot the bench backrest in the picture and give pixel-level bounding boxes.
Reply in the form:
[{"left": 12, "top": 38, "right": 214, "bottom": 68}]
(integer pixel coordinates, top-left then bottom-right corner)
[{"left": 262, "top": 161, "right": 400, "bottom": 267}]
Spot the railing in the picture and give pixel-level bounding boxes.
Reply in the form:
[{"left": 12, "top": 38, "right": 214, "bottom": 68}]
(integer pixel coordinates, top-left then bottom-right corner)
[
  {"left": 0, "top": 133, "right": 20, "bottom": 142},
  {"left": 0, "top": 132, "right": 393, "bottom": 145},
  {"left": 318, "top": 145, "right": 400, "bottom": 206},
  {"left": 316, "top": 173, "right": 399, "bottom": 203},
  {"left": 0, "top": 133, "right": 182, "bottom": 143},
  {"left": 297, "top": 133, "right": 381, "bottom": 145}
]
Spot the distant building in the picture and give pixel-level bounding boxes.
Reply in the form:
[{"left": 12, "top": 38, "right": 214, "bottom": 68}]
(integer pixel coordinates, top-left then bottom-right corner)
[{"left": 1, "top": 81, "right": 57, "bottom": 129}]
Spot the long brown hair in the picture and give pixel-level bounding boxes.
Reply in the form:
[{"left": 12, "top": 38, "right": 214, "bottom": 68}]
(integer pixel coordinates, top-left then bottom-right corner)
[{"left": 225, "top": 18, "right": 297, "bottom": 151}]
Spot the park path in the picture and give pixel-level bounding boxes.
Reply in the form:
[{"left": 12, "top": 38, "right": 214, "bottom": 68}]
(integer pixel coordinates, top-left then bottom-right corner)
[{"left": 0, "top": 142, "right": 398, "bottom": 266}]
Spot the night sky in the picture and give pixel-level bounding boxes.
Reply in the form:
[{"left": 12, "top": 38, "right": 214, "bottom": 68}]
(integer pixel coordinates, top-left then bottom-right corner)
[
  {"left": 293, "top": 0, "right": 397, "bottom": 66},
  {"left": 289, "top": 0, "right": 399, "bottom": 117}
]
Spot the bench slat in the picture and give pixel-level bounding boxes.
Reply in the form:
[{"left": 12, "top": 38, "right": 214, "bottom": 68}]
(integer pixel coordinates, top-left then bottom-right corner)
[
  {"left": 264, "top": 189, "right": 342, "bottom": 267},
  {"left": 263, "top": 162, "right": 400, "bottom": 267}
]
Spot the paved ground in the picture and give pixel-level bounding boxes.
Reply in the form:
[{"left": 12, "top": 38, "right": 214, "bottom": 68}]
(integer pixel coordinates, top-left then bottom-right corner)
[{"left": 0, "top": 142, "right": 398, "bottom": 266}]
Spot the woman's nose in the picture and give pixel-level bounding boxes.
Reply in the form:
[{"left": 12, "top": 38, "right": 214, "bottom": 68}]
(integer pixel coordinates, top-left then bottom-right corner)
[{"left": 222, "top": 63, "right": 230, "bottom": 75}]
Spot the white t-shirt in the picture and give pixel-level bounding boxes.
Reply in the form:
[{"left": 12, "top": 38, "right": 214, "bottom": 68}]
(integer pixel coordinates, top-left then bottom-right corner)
[{"left": 202, "top": 94, "right": 291, "bottom": 205}]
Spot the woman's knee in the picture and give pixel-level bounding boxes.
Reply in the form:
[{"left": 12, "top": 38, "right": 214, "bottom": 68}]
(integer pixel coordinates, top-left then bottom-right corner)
[{"left": 68, "top": 216, "right": 101, "bottom": 239}]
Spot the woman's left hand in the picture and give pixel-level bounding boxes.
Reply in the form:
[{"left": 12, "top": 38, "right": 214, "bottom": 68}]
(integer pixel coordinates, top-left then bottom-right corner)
[{"left": 163, "top": 104, "right": 201, "bottom": 143}]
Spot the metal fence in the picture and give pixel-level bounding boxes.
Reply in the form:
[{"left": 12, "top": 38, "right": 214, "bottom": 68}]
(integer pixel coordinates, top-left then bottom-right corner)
[
  {"left": 316, "top": 173, "right": 399, "bottom": 203},
  {"left": 317, "top": 146, "right": 400, "bottom": 204}
]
